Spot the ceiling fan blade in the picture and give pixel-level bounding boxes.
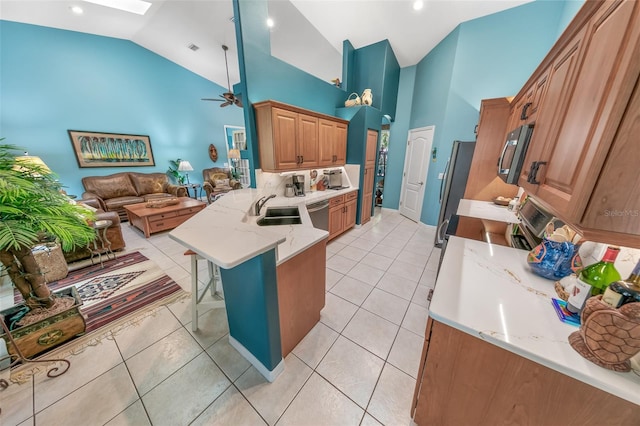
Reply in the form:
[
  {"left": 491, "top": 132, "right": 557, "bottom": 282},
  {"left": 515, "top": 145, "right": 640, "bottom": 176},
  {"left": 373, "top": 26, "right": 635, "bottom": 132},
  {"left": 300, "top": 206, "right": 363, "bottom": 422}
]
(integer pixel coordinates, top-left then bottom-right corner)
[
  {"left": 234, "top": 97, "right": 243, "bottom": 108},
  {"left": 219, "top": 101, "right": 232, "bottom": 108},
  {"left": 202, "top": 98, "right": 224, "bottom": 102}
]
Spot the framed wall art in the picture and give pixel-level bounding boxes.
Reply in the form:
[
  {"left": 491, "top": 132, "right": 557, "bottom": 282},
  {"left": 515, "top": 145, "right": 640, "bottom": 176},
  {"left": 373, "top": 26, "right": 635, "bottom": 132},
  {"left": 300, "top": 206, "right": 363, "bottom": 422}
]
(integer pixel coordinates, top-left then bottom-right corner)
[{"left": 68, "top": 130, "right": 155, "bottom": 168}]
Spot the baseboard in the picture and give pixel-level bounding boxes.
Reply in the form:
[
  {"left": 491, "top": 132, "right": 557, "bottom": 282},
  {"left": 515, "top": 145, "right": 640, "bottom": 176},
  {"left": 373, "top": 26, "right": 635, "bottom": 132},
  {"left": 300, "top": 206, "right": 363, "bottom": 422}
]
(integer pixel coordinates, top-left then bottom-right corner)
[{"left": 228, "top": 335, "right": 284, "bottom": 382}]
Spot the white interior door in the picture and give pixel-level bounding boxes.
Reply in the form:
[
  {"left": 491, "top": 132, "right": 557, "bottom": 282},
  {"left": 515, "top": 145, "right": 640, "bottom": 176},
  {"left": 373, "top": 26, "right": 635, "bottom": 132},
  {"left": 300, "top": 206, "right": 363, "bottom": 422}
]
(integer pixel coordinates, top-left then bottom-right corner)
[{"left": 399, "top": 126, "right": 434, "bottom": 222}]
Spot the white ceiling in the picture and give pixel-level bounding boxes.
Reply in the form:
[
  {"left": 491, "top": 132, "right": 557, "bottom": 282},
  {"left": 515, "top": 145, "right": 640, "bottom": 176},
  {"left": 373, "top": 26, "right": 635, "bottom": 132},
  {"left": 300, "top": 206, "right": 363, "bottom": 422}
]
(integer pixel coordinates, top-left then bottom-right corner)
[{"left": 0, "top": 0, "right": 532, "bottom": 91}]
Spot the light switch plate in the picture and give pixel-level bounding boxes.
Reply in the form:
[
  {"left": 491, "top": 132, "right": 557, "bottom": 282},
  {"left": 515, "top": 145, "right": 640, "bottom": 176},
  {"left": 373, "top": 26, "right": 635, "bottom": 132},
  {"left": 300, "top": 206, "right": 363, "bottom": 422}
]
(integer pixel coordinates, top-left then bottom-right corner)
[{"left": 438, "top": 173, "right": 444, "bottom": 179}]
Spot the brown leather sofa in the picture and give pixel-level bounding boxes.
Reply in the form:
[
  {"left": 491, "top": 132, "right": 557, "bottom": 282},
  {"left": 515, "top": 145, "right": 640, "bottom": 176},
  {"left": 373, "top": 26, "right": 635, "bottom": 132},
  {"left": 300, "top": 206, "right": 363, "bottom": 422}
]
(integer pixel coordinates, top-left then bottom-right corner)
[
  {"left": 202, "top": 168, "right": 241, "bottom": 203},
  {"left": 82, "top": 172, "right": 187, "bottom": 221},
  {"left": 63, "top": 199, "right": 126, "bottom": 263}
]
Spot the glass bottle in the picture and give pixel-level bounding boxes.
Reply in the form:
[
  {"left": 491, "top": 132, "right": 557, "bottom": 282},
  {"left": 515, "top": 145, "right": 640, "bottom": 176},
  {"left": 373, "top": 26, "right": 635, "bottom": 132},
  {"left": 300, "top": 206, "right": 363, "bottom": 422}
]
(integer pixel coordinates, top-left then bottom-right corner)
[
  {"left": 602, "top": 259, "right": 640, "bottom": 308},
  {"left": 566, "top": 246, "right": 621, "bottom": 314}
]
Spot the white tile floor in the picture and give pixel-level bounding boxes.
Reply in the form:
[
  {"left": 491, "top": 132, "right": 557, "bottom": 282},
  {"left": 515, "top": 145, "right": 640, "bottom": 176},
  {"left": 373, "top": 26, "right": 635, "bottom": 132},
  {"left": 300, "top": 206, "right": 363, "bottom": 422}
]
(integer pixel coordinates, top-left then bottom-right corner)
[{"left": 1, "top": 208, "right": 440, "bottom": 426}]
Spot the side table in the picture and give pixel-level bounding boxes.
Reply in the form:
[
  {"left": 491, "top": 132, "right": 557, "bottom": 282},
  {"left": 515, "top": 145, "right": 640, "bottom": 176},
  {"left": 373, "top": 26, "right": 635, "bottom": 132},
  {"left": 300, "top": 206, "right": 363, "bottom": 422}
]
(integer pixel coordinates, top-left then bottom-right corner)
[
  {"left": 89, "top": 219, "right": 115, "bottom": 267},
  {"left": 183, "top": 183, "right": 201, "bottom": 199}
]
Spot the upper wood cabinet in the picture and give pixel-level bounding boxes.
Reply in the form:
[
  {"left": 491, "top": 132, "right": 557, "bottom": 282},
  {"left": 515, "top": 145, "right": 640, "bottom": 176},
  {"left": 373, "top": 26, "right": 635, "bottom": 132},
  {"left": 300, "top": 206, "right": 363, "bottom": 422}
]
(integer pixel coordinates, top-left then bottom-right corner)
[
  {"left": 513, "top": 0, "right": 640, "bottom": 248},
  {"left": 254, "top": 101, "right": 348, "bottom": 172},
  {"left": 318, "top": 118, "right": 348, "bottom": 167}
]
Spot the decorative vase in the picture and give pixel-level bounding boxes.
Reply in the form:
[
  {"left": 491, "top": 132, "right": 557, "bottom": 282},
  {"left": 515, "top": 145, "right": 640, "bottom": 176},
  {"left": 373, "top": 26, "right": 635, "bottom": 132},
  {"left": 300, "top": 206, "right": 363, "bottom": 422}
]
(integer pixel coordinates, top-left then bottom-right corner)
[
  {"left": 0, "top": 286, "right": 86, "bottom": 359},
  {"left": 361, "top": 89, "right": 373, "bottom": 106},
  {"left": 527, "top": 237, "right": 582, "bottom": 280}
]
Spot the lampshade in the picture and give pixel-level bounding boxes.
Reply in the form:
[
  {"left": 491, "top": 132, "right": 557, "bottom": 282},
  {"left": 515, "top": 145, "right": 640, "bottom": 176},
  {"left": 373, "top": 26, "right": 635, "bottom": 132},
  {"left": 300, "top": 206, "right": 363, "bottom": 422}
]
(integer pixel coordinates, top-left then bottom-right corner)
[
  {"left": 13, "top": 154, "right": 52, "bottom": 176},
  {"left": 178, "top": 160, "right": 194, "bottom": 172},
  {"left": 228, "top": 149, "right": 241, "bottom": 160}
]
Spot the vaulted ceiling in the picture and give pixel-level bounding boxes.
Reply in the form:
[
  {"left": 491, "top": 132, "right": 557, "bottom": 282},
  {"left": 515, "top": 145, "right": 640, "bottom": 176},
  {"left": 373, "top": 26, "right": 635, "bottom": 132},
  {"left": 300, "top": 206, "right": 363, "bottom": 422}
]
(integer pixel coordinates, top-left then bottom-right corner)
[{"left": 0, "top": 0, "right": 532, "bottom": 90}]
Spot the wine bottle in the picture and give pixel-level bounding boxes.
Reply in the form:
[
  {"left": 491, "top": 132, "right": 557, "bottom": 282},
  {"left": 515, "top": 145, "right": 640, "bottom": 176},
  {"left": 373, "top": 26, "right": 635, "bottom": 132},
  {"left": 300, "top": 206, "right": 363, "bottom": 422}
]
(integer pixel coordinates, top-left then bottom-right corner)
[
  {"left": 566, "top": 246, "right": 621, "bottom": 314},
  {"left": 602, "top": 259, "right": 640, "bottom": 308}
]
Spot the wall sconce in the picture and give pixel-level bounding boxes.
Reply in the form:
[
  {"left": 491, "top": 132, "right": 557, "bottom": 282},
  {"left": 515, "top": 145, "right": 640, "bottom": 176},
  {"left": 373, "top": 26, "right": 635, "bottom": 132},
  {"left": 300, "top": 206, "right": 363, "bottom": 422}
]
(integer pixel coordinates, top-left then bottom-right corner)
[{"left": 178, "top": 160, "right": 194, "bottom": 184}]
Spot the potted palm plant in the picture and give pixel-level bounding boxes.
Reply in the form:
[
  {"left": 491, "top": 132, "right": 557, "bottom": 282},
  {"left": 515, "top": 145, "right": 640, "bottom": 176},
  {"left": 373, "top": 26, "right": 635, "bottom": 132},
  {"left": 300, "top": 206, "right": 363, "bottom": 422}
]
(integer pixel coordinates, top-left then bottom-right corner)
[{"left": 0, "top": 142, "right": 97, "bottom": 357}]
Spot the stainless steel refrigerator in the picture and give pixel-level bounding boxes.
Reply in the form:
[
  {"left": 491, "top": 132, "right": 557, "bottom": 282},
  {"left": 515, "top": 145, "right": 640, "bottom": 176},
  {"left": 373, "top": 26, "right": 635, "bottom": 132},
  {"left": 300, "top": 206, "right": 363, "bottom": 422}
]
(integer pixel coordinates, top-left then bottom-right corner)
[{"left": 434, "top": 141, "right": 476, "bottom": 247}]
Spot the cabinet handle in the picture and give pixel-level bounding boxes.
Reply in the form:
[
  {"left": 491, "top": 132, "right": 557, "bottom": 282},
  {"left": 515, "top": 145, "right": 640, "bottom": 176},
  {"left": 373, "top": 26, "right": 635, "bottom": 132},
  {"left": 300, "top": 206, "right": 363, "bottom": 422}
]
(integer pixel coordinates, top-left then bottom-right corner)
[
  {"left": 521, "top": 102, "right": 532, "bottom": 120},
  {"left": 527, "top": 161, "right": 547, "bottom": 185},
  {"left": 300, "top": 155, "right": 304, "bottom": 164}
]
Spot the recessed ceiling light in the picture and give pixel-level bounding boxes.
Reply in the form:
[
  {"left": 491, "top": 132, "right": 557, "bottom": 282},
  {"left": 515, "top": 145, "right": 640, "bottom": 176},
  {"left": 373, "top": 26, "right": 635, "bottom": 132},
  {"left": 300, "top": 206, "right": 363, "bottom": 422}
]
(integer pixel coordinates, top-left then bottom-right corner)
[
  {"left": 413, "top": 0, "right": 424, "bottom": 11},
  {"left": 266, "top": 17, "right": 274, "bottom": 28},
  {"left": 82, "top": 0, "right": 152, "bottom": 16},
  {"left": 70, "top": 5, "right": 84, "bottom": 15}
]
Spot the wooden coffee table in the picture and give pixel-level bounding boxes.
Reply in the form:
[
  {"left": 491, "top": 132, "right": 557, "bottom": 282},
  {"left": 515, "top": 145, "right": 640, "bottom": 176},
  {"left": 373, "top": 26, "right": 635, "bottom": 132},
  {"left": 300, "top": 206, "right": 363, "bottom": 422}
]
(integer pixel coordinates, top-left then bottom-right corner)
[{"left": 124, "top": 197, "right": 206, "bottom": 238}]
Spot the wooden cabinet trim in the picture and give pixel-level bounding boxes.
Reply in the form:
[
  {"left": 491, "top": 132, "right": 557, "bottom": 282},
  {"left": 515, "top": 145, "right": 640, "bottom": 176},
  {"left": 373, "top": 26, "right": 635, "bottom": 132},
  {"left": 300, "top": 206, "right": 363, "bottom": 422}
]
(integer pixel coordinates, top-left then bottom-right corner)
[{"left": 253, "top": 100, "right": 349, "bottom": 124}]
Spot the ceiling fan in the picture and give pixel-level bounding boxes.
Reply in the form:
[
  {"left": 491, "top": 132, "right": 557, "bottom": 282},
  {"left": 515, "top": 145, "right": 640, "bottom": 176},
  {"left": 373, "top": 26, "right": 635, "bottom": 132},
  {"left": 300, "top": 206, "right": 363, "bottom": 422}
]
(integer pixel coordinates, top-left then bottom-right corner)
[{"left": 202, "top": 45, "right": 243, "bottom": 108}]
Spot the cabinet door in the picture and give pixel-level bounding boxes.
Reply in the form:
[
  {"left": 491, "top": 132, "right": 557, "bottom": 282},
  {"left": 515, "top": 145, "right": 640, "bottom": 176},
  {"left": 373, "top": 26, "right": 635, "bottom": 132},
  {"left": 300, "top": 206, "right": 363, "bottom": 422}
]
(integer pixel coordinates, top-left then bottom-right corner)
[
  {"left": 518, "top": 27, "right": 586, "bottom": 194},
  {"left": 297, "top": 114, "right": 319, "bottom": 167},
  {"left": 318, "top": 118, "right": 335, "bottom": 167},
  {"left": 361, "top": 166, "right": 375, "bottom": 224},
  {"left": 581, "top": 78, "right": 640, "bottom": 244},
  {"left": 272, "top": 108, "right": 299, "bottom": 170},
  {"left": 365, "top": 130, "right": 378, "bottom": 167},
  {"left": 334, "top": 122, "right": 348, "bottom": 165},
  {"left": 343, "top": 198, "right": 357, "bottom": 231},
  {"left": 328, "top": 204, "right": 345, "bottom": 240},
  {"left": 534, "top": 0, "right": 638, "bottom": 220}
]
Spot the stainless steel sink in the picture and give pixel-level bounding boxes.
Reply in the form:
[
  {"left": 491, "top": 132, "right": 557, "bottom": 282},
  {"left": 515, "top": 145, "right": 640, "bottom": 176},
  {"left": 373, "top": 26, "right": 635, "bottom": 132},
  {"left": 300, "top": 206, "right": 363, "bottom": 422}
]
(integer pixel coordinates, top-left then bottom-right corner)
[
  {"left": 264, "top": 207, "right": 300, "bottom": 218},
  {"left": 257, "top": 216, "right": 302, "bottom": 226},
  {"left": 257, "top": 206, "right": 302, "bottom": 226}
]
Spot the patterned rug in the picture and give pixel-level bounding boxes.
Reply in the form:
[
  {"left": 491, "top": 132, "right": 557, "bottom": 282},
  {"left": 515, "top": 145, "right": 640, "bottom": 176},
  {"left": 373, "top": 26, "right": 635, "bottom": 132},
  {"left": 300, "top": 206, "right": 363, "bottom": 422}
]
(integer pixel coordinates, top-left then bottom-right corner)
[{"left": 14, "top": 251, "right": 185, "bottom": 333}]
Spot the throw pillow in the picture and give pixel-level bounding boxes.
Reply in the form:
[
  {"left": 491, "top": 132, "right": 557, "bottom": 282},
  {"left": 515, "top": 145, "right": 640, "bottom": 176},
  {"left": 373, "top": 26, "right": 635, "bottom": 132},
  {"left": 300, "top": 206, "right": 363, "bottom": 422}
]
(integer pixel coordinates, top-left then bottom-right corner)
[{"left": 214, "top": 178, "right": 230, "bottom": 187}]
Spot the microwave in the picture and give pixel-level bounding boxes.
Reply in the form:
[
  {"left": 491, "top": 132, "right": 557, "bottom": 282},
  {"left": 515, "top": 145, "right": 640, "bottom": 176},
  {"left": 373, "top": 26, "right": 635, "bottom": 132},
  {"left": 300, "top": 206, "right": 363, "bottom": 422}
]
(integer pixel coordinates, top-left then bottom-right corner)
[{"left": 498, "top": 124, "right": 534, "bottom": 184}]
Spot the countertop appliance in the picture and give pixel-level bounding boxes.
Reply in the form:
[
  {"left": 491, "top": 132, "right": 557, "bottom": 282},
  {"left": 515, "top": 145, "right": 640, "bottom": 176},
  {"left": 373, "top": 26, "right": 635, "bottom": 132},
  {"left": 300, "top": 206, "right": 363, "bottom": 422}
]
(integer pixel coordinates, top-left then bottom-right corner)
[
  {"left": 292, "top": 175, "right": 305, "bottom": 196},
  {"left": 435, "top": 141, "right": 476, "bottom": 248},
  {"left": 284, "top": 183, "right": 295, "bottom": 197},
  {"left": 506, "top": 196, "right": 564, "bottom": 251},
  {"left": 325, "top": 169, "right": 343, "bottom": 189},
  {"left": 498, "top": 124, "right": 534, "bottom": 184},
  {"left": 307, "top": 199, "right": 329, "bottom": 231}
]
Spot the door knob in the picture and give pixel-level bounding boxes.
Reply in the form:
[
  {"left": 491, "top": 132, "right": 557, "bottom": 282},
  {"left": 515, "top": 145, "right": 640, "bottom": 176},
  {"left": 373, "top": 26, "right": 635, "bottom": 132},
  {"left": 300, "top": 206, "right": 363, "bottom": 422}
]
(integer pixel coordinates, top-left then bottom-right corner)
[{"left": 418, "top": 181, "right": 424, "bottom": 185}]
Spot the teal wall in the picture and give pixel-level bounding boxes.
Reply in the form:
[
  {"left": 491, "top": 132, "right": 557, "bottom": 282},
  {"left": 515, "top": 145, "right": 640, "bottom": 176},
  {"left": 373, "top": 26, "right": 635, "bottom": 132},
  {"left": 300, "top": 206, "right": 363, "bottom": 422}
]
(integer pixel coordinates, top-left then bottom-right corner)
[
  {"left": 389, "top": 0, "right": 579, "bottom": 226},
  {"left": 0, "top": 20, "right": 244, "bottom": 197},
  {"left": 352, "top": 40, "right": 400, "bottom": 120},
  {"left": 382, "top": 65, "right": 416, "bottom": 210}
]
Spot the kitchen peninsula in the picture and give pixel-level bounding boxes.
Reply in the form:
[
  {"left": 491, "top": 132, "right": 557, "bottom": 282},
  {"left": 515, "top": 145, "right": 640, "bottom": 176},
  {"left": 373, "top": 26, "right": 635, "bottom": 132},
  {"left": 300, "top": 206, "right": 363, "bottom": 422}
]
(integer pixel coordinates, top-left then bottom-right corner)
[
  {"left": 169, "top": 186, "right": 355, "bottom": 381},
  {"left": 412, "top": 237, "right": 640, "bottom": 424}
]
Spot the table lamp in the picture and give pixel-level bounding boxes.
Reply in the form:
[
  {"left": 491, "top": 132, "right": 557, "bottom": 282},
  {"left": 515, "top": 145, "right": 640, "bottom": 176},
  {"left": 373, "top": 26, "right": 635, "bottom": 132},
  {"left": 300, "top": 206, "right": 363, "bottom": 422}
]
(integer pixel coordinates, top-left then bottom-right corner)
[
  {"left": 13, "top": 153, "right": 52, "bottom": 177},
  {"left": 178, "top": 160, "right": 194, "bottom": 184},
  {"left": 228, "top": 149, "right": 241, "bottom": 178}
]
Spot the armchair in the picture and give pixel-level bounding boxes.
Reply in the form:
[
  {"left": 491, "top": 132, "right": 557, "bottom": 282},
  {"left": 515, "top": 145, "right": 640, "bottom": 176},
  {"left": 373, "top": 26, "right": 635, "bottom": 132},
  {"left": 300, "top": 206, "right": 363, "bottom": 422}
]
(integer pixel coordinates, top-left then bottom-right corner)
[{"left": 202, "top": 167, "right": 241, "bottom": 203}]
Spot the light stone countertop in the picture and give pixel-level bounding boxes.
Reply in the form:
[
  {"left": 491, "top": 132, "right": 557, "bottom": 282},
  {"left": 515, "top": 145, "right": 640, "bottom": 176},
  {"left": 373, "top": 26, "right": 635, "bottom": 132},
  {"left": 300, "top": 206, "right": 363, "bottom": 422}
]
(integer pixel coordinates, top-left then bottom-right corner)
[
  {"left": 457, "top": 198, "right": 520, "bottom": 224},
  {"left": 431, "top": 236, "right": 640, "bottom": 406},
  {"left": 169, "top": 186, "right": 358, "bottom": 268}
]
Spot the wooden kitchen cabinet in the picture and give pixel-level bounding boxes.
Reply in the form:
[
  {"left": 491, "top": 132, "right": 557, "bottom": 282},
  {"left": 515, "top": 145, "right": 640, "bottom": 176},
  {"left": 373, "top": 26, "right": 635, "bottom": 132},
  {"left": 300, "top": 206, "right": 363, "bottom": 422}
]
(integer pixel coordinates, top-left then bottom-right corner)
[
  {"left": 513, "top": 0, "right": 640, "bottom": 247},
  {"left": 519, "top": 26, "right": 586, "bottom": 195},
  {"left": 456, "top": 98, "right": 518, "bottom": 242},
  {"left": 360, "top": 130, "right": 378, "bottom": 225},
  {"left": 412, "top": 318, "right": 640, "bottom": 425},
  {"left": 276, "top": 239, "right": 326, "bottom": 357},
  {"left": 254, "top": 100, "right": 348, "bottom": 172},
  {"left": 328, "top": 191, "right": 358, "bottom": 240},
  {"left": 318, "top": 118, "right": 348, "bottom": 167}
]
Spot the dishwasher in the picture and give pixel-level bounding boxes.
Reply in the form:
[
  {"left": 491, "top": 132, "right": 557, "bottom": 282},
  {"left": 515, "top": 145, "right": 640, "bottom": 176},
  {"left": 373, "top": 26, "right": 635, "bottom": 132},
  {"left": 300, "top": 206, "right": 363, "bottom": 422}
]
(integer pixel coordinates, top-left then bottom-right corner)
[{"left": 307, "top": 199, "right": 329, "bottom": 231}]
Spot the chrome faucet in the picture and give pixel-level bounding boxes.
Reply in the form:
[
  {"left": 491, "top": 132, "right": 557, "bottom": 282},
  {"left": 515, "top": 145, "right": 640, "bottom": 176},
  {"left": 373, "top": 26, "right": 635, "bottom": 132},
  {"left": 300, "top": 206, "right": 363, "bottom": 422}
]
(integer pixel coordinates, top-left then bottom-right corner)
[{"left": 255, "top": 194, "right": 277, "bottom": 216}]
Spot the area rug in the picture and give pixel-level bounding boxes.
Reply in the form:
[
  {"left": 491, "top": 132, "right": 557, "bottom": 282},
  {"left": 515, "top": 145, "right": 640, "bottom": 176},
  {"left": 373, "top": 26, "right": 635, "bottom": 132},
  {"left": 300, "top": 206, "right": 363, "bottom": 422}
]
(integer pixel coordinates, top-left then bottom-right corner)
[{"left": 13, "top": 251, "right": 186, "bottom": 333}]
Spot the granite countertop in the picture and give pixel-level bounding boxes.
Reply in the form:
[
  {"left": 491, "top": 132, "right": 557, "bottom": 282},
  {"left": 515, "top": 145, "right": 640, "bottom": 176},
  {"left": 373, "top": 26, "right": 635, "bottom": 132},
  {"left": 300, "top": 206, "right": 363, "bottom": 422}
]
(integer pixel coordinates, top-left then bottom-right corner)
[
  {"left": 457, "top": 199, "right": 520, "bottom": 224},
  {"left": 431, "top": 236, "right": 640, "bottom": 406},
  {"left": 169, "top": 186, "right": 358, "bottom": 268}
]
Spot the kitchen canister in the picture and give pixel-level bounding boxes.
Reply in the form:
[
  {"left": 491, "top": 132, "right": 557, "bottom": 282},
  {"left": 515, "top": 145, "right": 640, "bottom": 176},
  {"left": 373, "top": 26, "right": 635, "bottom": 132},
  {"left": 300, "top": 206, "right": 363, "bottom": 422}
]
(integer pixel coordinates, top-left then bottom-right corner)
[{"left": 361, "top": 88, "right": 373, "bottom": 105}]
